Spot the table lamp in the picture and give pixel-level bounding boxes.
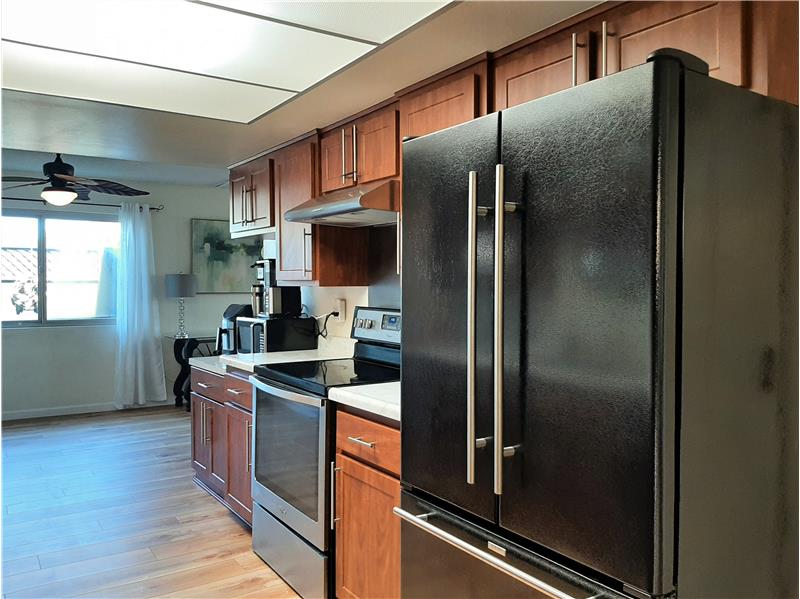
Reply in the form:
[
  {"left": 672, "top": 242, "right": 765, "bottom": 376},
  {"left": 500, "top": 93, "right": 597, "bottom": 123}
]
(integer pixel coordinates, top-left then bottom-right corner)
[{"left": 165, "top": 274, "right": 197, "bottom": 338}]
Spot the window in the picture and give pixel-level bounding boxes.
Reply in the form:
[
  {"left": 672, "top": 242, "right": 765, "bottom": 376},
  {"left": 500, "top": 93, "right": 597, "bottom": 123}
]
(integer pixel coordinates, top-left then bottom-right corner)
[{"left": 1, "top": 211, "right": 120, "bottom": 326}]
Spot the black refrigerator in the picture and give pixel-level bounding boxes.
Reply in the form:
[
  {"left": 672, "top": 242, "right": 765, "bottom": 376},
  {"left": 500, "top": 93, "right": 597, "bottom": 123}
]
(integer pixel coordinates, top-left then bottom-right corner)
[{"left": 399, "top": 50, "right": 797, "bottom": 599}]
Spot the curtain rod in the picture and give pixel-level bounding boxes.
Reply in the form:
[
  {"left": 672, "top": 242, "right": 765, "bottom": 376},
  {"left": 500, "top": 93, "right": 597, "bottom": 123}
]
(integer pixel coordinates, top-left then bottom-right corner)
[{"left": 2, "top": 196, "right": 165, "bottom": 211}]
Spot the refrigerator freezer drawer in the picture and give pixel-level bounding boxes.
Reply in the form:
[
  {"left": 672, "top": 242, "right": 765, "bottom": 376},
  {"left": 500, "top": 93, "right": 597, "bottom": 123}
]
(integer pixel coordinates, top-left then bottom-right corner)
[
  {"left": 252, "top": 502, "right": 329, "bottom": 599},
  {"left": 397, "top": 492, "right": 622, "bottom": 599}
]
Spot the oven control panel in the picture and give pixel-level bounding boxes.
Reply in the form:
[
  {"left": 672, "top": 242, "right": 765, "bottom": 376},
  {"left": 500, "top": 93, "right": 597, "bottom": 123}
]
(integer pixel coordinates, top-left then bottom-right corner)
[{"left": 351, "top": 307, "right": 401, "bottom": 345}]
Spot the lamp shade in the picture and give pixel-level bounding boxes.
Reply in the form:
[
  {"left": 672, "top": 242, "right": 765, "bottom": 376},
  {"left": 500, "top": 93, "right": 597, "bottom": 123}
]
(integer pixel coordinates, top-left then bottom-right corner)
[{"left": 164, "top": 274, "right": 197, "bottom": 298}]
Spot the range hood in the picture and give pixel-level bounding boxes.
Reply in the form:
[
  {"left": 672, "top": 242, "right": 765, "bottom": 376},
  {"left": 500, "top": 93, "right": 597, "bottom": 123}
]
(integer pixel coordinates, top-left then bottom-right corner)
[{"left": 284, "top": 180, "right": 399, "bottom": 227}]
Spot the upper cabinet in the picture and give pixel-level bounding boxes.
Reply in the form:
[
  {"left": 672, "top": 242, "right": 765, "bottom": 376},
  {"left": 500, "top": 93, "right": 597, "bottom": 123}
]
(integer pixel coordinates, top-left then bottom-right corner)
[
  {"left": 595, "top": 1, "right": 745, "bottom": 85},
  {"left": 494, "top": 28, "right": 591, "bottom": 110},
  {"left": 273, "top": 138, "right": 369, "bottom": 287},
  {"left": 229, "top": 155, "right": 274, "bottom": 239},
  {"left": 399, "top": 59, "right": 489, "bottom": 139},
  {"left": 320, "top": 105, "right": 399, "bottom": 193}
]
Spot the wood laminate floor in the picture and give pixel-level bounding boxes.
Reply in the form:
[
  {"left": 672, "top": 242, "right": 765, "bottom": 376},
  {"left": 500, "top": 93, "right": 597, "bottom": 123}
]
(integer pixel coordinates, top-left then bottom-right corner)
[{"left": 2, "top": 407, "right": 298, "bottom": 599}]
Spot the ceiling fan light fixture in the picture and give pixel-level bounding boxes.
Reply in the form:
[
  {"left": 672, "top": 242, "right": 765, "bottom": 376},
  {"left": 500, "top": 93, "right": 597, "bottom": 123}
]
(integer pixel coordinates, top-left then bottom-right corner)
[{"left": 41, "top": 187, "right": 78, "bottom": 206}]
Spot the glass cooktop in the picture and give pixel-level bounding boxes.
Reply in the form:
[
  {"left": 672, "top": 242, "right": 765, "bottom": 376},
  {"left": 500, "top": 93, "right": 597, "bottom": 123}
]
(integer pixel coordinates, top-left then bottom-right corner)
[{"left": 254, "top": 358, "right": 400, "bottom": 397}]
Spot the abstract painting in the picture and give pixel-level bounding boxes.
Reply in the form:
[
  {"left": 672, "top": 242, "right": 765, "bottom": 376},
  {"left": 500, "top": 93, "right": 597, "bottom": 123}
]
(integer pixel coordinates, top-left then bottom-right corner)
[{"left": 190, "top": 219, "right": 261, "bottom": 293}]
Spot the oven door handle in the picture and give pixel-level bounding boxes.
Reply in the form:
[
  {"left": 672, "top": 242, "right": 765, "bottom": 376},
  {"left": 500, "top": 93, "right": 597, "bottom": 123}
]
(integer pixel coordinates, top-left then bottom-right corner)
[{"left": 249, "top": 376, "right": 325, "bottom": 408}]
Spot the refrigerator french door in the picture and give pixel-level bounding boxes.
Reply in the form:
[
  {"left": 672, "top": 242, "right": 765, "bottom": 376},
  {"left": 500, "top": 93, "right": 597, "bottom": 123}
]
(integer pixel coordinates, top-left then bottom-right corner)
[{"left": 401, "top": 56, "right": 683, "bottom": 597}]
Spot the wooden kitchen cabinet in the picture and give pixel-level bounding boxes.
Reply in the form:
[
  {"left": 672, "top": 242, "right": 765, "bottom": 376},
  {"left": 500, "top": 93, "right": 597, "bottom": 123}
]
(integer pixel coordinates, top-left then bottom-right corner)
[
  {"left": 190, "top": 392, "right": 227, "bottom": 497},
  {"left": 494, "top": 28, "right": 590, "bottom": 110},
  {"left": 335, "top": 452, "right": 401, "bottom": 599},
  {"left": 273, "top": 139, "right": 369, "bottom": 286},
  {"left": 226, "top": 404, "right": 253, "bottom": 525},
  {"left": 320, "top": 126, "right": 355, "bottom": 193},
  {"left": 398, "top": 60, "right": 488, "bottom": 139},
  {"left": 229, "top": 155, "right": 274, "bottom": 238},
  {"left": 355, "top": 106, "right": 399, "bottom": 184},
  {"left": 594, "top": 1, "right": 745, "bottom": 86}
]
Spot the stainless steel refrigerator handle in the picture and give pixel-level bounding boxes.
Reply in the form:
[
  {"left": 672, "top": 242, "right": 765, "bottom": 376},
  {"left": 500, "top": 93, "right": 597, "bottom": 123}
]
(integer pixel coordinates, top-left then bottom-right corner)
[
  {"left": 396, "top": 212, "right": 401, "bottom": 275},
  {"left": 601, "top": 21, "right": 608, "bottom": 77},
  {"left": 493, "top": 164, "right": 505, "bottom": 495},
  {"left": 466, "top": 170, "right": 478, "bottom": 485},
  {"left": 571, "top": 33, "right": 577, "bottom": 86},
  {"left": 352, "top": 124, "right": 358, "bottom": 183},
  {"left": 393, "top": 507, "right": 578, "bottom": 599},
  {"left": 341, "top": 128, "right": 346, "bottom": 184}
]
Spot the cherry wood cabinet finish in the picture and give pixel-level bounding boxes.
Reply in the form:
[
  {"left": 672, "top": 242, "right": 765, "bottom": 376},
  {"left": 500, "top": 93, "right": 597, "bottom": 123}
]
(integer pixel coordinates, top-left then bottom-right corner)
[
  {"left": 225, "top": 404, "right": 253, "bottom": 525},
  {"left": 191, "top": 392, "right": 211, "bottom": 481},
  {"left": 494, "top": 28, "right": 591, "bottom": 110},
  {"left": 320, "top": 126, "right": 355, "bottom": 193},
  {"left": 223, "top": 373, "right": 252, "bottom": 411},
  {"left": 229, "top": 168, "right": 248, "bottom": 234},
  {"left": 336, "top": 411, "right": 400, "bottom": 477},
  {"left": 355, "top": 106, "right": 399, "bottom": 184},
  {"left": 398, "top": 60, "right": 488, "bottom": 139},
  {"left": 274, "top": 141, "right": 316, "bottom": 282},
  {"left": 206, "top": 397, "right": 228, "bottom": 497},
  {"left": 190, "top": 368, "right": 226, "bottom": 404},
  {"left": 748, "top": 1, "right": 799, "bottom": 105},
  {"left": 229, "top": 156, "right": 274, "bottom": 236},
  {"left": 335, "top": 453, "right": 401, "bottom": 599},
  {"left": 596, "top": 1, "right": 745, "bottom": 85}
]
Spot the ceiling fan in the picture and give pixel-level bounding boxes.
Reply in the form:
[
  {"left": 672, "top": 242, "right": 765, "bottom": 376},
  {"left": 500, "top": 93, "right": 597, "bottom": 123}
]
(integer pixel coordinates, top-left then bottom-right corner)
[{"left": 2, "top": 153, "right": 150, "bottom": 206}]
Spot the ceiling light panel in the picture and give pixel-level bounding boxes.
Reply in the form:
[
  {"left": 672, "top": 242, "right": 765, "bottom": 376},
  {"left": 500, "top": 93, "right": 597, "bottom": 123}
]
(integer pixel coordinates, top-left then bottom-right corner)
[
  {"left": 199, "top": 0, "right": 451, "bottom": 44},
  {"left": 0, "top": 0, "right": 374, "bottom": 91},
  {"left": 1, "top": 42, "right": 294, "bottom": 122}
]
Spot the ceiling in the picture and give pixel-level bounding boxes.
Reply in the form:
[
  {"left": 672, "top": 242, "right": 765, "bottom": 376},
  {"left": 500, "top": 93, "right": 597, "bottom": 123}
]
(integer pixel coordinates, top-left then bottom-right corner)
[{"left": 2, "top": 1, "right": 599, "bottom": 169}]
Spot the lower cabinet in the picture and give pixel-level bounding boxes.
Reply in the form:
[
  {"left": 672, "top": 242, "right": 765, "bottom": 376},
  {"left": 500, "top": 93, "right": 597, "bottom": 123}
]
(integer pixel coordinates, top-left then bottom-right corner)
[
  {"left": 335, "top": 411, "right": 401, "bottom": 599},
  {"left": 226, "top": 404, "right": 253, "bottom": 524},
  {"left": 190, "top": 367, "right": 253, "bottom": 525}
]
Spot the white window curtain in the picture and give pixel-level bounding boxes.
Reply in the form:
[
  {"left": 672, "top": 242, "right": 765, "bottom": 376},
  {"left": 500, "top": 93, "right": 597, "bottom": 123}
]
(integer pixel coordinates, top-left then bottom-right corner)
[{"left": 114, "top": 202, "right": 166, "bottom": 409}]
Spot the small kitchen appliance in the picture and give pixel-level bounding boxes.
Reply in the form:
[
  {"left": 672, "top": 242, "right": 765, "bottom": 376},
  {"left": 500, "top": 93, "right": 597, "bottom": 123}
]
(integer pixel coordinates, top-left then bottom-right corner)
[
  {"left": 249, "top": 306, "right": 401, "bottom": 599},
  {"left": 215, "top": 303, "right": 252, "bottom": 355},
  {"left": 251, "top": 258, "right": 302, "bottom": 317},
  {"left": 236, "top": 315, "right": 317, "bottom": 354}
]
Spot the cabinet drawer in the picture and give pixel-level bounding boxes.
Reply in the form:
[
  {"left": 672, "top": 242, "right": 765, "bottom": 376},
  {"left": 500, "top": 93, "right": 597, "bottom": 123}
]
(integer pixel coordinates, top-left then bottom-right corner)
[
  {"left": 191, "top": 368, "right": 225, "bottom": 403},
  {"left": 337, "top": 411, "right": 400, "bottom": 476},
  {"left": 223, "top": 373, "right": 252, "bottom": 411}
]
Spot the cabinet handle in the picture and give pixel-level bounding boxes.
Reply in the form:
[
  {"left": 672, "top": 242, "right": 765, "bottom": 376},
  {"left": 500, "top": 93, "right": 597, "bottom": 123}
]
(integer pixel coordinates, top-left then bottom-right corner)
[
  {"left": 352, "top": 124, "right": 358, "bottom": 183},
  {"left": 226, "top": 388, "right": 245, "bottom": 395},
  {"left": 330, "top": 461, "right": 339, "bottom": 530},
  {"left": 347, "top": 435, "right": 375, "bottom": 448},
  {"left": 341, "top": 128, "right": 346, "bottom": 184},
  {"left": 303, "top": 229, "right": 313, "bottom": 273},
  {"left": 249, "top": 180, "right": 256, "bottom": 223},
  {"left": 204, "top": 404, "right": 212, "bottom": 444},
  {"left": 247, "top": 422, "right": 252, "bottom": 473},
  {"left": 196, "top": 382, "right": 211, "bottom": 389},
  {"left": 200, "top": 403, "right": 207, "bottom": 445},
  {"left": 571, "top": 33, "right": 578, "bottom": 86},
  {"left": 240, "top": 185, "right": 246, "bottom": 225},
  {"left": 601, "top": 21, "right": 608, "bottom": 77},
  {"left": 396, "top": 211, "right": 401, "bottom": 275}
]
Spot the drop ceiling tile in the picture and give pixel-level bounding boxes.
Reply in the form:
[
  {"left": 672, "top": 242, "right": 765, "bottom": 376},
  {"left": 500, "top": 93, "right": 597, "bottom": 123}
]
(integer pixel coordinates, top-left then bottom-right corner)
[
  {"left": 199, "top": 0, "right": 451, "bottom": 44},
  {"left": 1, "top": 42, "right": 295, "bottom": 123},
  {"left": 1, "top": 0, "right": 374, "bottom": 91}
]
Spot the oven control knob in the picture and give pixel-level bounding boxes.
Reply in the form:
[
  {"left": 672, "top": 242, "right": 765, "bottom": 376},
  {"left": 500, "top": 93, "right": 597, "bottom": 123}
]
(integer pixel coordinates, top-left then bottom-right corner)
[
  {"left": 365, "top": 320, "right": 373, "bottom": 329},
  {"left": 356, "top": 318, "right": 364, "bottom": 328}
]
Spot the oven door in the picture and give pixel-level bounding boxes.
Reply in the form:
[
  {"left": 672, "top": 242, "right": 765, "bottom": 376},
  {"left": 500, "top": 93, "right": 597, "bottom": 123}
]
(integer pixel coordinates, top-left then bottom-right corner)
[{"left": 250, "top": 375, "right": 330, "bottom": 551}]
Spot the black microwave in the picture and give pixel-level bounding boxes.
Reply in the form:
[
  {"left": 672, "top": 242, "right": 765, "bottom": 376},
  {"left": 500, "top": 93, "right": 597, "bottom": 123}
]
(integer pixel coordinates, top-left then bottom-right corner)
[{"left": 236, "top": 316, "right": 318, "bottom": 354}]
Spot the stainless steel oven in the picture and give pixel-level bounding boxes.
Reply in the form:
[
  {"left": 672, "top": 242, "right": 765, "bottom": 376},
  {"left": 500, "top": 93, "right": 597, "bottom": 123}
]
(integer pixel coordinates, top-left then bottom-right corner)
[{"left": 249, "top": 375, "right": 331, "bottom": 599}]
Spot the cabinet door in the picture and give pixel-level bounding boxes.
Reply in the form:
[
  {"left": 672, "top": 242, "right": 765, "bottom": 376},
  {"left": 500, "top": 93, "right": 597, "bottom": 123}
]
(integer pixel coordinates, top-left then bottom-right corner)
[
  {"left": 356, "top": 107, "right": 398, "bottom": 184},
  {"left": 249, "top": 156, "right": 274, "bottom": 229},
  {"left": 226, "top": 404, "right": 253, "bottom": 525},
  {"left": 601, "top": 1, "right": 744, "bottom": 85},
  {"left": 275, "top": 141, "right": 315, "bottom": 281},
  {"left": 494, "top": 29, "right": 590, "bottom": 110},
  {"left": 229, "top": 168, "right": 248, "bottom": 234},
  {"left": 206, "top": 398, "right": 228, "bottom": 497},
  {"left": 335, "top": 453, "right": 400, "bottom": 599},
  {"left": 399, "top": 71, "right": 479, "bottom": 139},
  {"left": 191, "top": 393, "right": 211, "bottom": 480},
  {"left": 320, "top": 127, "right": 354, "bottom": 193}
]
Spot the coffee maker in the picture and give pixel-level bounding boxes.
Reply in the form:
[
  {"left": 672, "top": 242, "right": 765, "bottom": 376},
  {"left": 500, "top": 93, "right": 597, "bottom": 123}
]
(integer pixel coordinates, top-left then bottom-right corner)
[
  {"left": 216, "top": 304, "right": 252, "bottom": 355},
  {"left": 251, "top": 259, "right": 302, "bottom": 317}
]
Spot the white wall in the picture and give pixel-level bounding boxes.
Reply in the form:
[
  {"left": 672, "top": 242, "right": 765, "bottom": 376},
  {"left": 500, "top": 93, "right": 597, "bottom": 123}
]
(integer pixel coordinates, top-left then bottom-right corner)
[{"left": 1, "top": 176, "right": 247, "bottom": 419}]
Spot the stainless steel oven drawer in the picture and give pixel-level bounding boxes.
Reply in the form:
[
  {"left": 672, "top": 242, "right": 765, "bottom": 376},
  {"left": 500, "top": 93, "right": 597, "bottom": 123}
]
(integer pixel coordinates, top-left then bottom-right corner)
[{"left": 253, "top": 502, "right": 329, "bottom": 599}]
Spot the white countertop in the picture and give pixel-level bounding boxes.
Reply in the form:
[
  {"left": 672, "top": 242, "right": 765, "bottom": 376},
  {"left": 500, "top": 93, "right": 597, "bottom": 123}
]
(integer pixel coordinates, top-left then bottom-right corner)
[
  {"left": 329, "top": 382, "right": 401, "bottom": 423},
  {"left": 217, "top": 337, "right": 355, "bottom": 373},
  {"left": 188, "top": 356, "right": 227, "bottom": 377}
]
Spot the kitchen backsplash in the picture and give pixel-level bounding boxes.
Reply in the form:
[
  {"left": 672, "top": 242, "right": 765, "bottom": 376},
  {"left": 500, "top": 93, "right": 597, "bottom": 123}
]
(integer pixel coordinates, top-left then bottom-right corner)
[{"left": 301, "top": 286, "right": 368, "bottom": 339}]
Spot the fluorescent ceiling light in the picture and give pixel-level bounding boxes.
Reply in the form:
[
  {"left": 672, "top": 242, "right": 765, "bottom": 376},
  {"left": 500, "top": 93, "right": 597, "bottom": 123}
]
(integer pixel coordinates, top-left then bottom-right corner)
[
  {"left": 1, "top": 41, "right": 296, "bottom": 122},
  {"left": 41, "top": 187, "right": 78, "bottom": 206}
]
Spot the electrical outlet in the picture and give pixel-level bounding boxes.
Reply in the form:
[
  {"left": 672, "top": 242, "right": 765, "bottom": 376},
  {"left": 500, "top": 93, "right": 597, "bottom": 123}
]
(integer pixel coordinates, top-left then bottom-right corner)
[{"left": 335, "top": 298, "right": 346, "bottom": 322}]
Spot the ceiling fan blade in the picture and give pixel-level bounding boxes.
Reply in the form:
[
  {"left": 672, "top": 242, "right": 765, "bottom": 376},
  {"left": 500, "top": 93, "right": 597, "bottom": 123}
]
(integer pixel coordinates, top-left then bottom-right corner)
[
  {"left": 67, "top": 184, "right": 92, "bottom": 202},
  {"left": 53, "top": 173, "right": 99, "bottom": 186},
  {"left": 2, "top": 176, "right": 49, "bottom": 182},
  {"left": 76, "top": 179, "right": 149, "bottom": 196},
  {"left": 2, "top": 181, "right": 46, "bottom": 190}
]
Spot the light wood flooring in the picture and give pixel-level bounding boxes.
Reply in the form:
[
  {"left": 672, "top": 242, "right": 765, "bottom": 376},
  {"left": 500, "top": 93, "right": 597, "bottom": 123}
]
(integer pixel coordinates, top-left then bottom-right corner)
[{"left": 2, "top": 407, "right": 298, "bottom": 598}]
